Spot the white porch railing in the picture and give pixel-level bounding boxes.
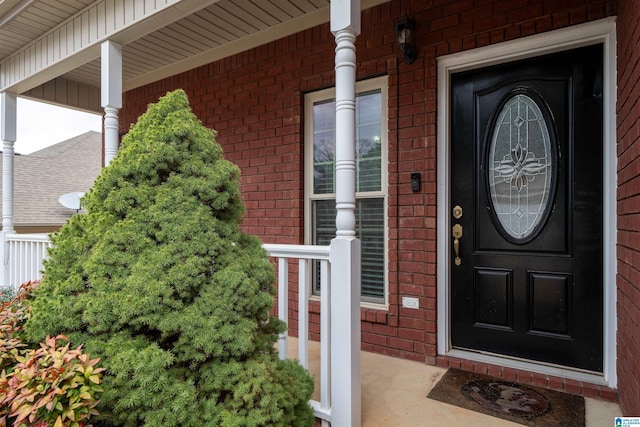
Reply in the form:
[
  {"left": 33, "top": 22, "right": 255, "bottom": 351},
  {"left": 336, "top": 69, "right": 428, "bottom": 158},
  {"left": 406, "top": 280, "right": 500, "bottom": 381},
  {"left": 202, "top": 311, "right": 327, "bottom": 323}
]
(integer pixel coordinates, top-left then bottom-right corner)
[
  {"left": 264, "top": 243, "right": 332, "bottom": 425},
  {"left": 2, "top": 232, "right": 51, "bottom": 291},
  {"left": 2, "top": 236, "right": 337, "bottom": 425}
]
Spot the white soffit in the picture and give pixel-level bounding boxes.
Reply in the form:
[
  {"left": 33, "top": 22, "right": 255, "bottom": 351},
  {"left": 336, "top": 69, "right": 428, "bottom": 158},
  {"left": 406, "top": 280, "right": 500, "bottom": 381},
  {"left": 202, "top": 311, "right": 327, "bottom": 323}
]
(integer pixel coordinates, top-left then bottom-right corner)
[
  {"left": 0, "top": 0, "right": 221, "bottom": 93},
  {"left": 1, "top": 0, "right": 391, "bottom": 98}
]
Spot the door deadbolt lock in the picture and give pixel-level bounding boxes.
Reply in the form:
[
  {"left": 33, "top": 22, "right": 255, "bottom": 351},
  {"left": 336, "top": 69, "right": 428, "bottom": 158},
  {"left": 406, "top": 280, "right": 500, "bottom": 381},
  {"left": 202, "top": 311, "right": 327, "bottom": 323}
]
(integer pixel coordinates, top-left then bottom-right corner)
[{"left": 453, "top": 205, "right": 463, "bottom": 219}]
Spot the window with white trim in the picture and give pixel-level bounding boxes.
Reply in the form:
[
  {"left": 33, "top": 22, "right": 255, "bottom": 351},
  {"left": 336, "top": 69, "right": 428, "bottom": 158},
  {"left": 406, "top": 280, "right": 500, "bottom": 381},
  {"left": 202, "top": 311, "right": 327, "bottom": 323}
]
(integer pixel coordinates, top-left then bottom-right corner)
[{"left": 304, "top": 76, "right": 388, "bottom": 305}]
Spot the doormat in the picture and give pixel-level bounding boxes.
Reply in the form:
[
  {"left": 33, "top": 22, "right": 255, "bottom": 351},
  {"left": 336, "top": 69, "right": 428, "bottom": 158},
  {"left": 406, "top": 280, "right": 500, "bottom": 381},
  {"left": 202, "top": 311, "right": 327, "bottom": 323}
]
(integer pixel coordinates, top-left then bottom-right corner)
[{"left": 427, "top": 368, "right": 585, "bottom": 426}]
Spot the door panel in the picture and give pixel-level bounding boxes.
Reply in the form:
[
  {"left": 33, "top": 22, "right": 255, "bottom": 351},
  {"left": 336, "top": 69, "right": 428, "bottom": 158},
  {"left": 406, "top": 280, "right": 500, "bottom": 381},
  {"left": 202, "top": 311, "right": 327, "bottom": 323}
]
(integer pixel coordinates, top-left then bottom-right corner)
[{"left": 450, "top": 45, "right": 603, "bottom": 372}]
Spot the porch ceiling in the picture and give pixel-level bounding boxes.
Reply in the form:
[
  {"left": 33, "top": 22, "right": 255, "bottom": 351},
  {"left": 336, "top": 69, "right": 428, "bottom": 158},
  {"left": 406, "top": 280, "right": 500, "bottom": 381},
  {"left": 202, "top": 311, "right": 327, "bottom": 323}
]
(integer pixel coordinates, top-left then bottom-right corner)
[{"left": 1, "top": 0, "right": 390, "bottom": 111}]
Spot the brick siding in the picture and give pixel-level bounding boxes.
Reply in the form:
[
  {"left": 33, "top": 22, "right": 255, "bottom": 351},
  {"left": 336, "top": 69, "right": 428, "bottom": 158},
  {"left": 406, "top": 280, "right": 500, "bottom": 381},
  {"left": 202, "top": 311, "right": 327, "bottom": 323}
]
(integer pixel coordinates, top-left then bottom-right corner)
[
  {"left": 119, "top": 0, "right": 619, "bottom": 400},
  {"left": 616, "top": 0, "right": 640, "bottom": 416}
]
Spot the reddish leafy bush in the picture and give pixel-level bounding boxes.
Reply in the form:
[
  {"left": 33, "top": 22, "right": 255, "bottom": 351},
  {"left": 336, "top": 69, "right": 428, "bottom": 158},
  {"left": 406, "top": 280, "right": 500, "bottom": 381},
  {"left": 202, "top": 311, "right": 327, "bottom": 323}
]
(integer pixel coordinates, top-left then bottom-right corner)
[
  {"left": 0, "top": 281, "right": 38, "bottom": 375},
  {"left": 0, "top": 281, "right": 103, "bottom": 427}
]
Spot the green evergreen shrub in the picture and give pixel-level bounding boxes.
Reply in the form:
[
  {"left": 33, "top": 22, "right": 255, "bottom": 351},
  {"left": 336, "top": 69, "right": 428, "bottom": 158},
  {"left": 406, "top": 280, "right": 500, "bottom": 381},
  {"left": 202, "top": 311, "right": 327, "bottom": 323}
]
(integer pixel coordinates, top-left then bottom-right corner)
[{"left": 24, "top": 90, "right": 314, "bottom": 426}]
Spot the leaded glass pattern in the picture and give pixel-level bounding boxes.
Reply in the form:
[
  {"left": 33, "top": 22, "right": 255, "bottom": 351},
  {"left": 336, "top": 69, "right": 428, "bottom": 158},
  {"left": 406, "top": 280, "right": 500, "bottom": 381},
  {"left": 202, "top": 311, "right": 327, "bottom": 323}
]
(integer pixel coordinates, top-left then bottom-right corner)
[{"left": 488, "top": 94, "right": 554, "bottom": 241}]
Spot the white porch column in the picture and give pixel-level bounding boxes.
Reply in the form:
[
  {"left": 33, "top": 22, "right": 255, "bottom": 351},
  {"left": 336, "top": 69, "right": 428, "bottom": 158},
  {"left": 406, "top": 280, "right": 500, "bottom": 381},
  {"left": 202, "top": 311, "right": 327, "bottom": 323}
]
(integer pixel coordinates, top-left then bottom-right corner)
[
  {"left": 330, "top": 1, "right": 361, "bottom": 426},
  {"left": 1, "top": 92, "right": 17, "bottom": 288},
  {"left": 101, "top": 40, "right": 122, "bottom": 165}
]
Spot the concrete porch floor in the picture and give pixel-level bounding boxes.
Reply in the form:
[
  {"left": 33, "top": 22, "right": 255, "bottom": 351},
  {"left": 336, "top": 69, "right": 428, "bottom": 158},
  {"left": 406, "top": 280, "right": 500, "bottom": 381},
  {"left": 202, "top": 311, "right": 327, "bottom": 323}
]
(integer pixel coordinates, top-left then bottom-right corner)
[{"left": 288, "top": 339, "right": 621, "bottom": 426}]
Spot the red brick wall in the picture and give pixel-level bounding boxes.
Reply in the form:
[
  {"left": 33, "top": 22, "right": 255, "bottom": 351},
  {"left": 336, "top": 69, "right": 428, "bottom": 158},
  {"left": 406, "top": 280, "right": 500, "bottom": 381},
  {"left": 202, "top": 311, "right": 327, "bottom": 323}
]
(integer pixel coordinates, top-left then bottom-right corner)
[
  {"left": 616, "top": 0, "right": 640, "bottom": 416},
  {"left": 120, "top": 0, "right": 617, "bottom": 378}
]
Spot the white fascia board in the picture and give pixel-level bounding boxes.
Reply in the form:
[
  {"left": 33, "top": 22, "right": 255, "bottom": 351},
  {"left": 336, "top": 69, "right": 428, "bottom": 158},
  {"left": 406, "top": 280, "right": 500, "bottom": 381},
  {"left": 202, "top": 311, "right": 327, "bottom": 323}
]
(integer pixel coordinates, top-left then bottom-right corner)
[
  {"left": 0, "top": 0, "right": 220, "bottom": 94},
  {"left": 21, "top": 77, "right": 102, "bottom": 114}
]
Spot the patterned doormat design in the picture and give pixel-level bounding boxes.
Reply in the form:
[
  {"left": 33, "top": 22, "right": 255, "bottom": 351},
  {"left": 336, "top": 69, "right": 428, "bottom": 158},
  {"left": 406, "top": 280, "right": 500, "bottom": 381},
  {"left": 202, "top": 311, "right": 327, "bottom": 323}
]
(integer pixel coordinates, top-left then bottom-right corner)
[{"left": 427, "top": 368, "right": 585, "bottom": 426}]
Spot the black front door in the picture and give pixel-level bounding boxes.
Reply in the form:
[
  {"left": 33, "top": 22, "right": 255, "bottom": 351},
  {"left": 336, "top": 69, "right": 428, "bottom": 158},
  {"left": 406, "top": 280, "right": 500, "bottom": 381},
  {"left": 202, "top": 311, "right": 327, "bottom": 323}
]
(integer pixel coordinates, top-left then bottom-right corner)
[{"left": 450, "top": 44, "right": 603, "bottom": 372}]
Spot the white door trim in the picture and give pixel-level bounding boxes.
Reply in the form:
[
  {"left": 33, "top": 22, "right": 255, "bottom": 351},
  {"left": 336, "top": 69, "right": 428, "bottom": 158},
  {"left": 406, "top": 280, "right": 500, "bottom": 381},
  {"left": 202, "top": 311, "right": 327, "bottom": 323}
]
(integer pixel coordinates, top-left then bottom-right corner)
[{"left": 436, "top": 17, "right": 617, "bottom": 388}]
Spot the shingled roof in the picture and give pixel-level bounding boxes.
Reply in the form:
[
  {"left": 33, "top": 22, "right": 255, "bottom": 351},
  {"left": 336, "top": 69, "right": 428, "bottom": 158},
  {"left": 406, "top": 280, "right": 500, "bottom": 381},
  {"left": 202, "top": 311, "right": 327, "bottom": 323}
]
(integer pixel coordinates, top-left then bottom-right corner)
[{"left": 0, "top": 131, "right": 102, "bottom": 229}]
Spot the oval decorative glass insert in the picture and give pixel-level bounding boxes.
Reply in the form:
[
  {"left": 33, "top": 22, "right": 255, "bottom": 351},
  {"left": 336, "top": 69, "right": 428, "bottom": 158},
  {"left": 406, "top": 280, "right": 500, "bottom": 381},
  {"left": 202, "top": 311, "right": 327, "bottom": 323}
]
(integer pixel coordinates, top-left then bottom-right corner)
[{"left": 488, "top": 93, "right": 554, "bottom": 241}]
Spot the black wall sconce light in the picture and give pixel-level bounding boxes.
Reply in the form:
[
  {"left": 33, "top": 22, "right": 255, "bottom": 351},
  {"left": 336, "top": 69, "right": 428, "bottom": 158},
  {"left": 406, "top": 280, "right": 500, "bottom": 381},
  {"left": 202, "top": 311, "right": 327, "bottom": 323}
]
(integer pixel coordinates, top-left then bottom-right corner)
[{"left": 395, "top": 16, "right": 417, "bottom": 64}]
